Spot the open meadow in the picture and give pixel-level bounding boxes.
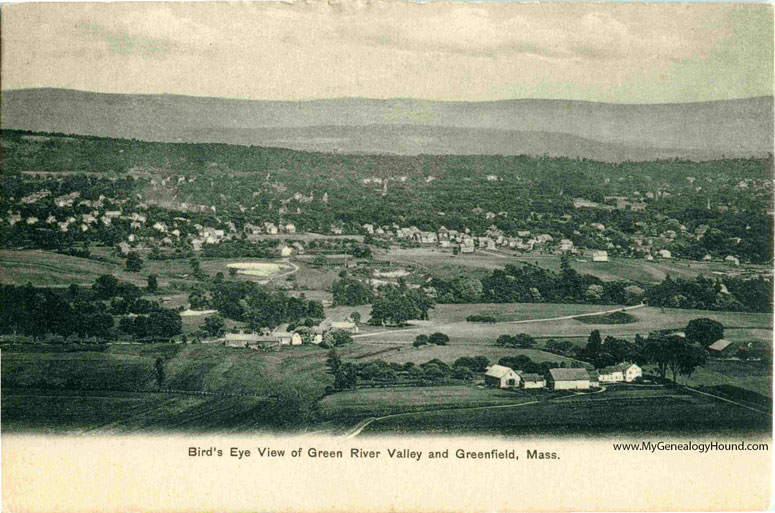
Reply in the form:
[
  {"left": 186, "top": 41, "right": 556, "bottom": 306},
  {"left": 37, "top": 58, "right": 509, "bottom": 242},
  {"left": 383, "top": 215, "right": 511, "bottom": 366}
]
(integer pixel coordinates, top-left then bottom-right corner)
[
  {"left": 351, "top": 304, "right": 772, "bottom": 347},
  {"left": 0, "top": 249, "right": 147, "bottom": 287},
  {"left": 317, "top": 385, "right": 545, "bottom": 427}
]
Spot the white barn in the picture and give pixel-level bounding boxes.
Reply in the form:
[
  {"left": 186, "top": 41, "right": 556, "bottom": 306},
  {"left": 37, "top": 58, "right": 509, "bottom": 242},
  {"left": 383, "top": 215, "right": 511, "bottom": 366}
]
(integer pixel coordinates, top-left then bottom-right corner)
[
  {"left": 483, "top": 365, "right": 521, "bottom": 389},
  {"left": 545, "top": 368, "right": 591, "bottom": 390}
]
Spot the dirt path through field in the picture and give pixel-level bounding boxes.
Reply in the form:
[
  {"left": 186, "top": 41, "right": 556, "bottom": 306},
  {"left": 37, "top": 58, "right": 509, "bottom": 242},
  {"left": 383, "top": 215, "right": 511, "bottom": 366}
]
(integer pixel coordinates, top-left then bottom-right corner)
[
  {"left": 682, "top": 386, "right": 771, "bottom": 415},
  {"left": 501, "top": 303, "right": 645, "bottom": 325}
]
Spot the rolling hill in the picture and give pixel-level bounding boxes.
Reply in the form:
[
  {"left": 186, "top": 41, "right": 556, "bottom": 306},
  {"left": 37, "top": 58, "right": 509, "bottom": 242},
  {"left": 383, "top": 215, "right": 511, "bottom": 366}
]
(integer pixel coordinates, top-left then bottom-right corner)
[{"left": 2, "top": 88, "right": 772, "bottom": 161}]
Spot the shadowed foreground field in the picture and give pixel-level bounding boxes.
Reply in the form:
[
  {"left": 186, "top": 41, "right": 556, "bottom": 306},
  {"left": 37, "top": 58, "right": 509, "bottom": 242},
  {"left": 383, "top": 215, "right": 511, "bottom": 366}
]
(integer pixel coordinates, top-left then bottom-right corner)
[
  {"left": 1, "top": 389, "right": 279, "bottom": 434},
  {"left": 360, "top": 386, "right": 772, "bottom": 437}
]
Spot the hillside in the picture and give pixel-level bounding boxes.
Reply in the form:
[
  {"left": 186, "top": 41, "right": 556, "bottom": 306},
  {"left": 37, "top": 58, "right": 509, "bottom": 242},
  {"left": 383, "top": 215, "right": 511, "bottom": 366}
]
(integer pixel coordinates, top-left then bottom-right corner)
[{"left": 2, "top": 88, "right": 772, "bottom": 161}]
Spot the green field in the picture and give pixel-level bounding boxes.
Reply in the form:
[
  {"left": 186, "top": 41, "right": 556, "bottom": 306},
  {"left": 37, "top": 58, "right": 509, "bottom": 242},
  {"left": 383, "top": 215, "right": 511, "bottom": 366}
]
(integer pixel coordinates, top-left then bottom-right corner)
[
  {"left": 0, "top": 249, "right": 145, "bottom": 287},
  {"left": 375, "top": 248, "right": 767, "bottom": 284},
  {"left": 352, "top": 304, "right": 772, "bottom": 347},
  {"left": 361, "top": 386, "right": 772, "bottom": 437},
  {"left": 665, "top": 359, "right": 773, "bottom": 398}
]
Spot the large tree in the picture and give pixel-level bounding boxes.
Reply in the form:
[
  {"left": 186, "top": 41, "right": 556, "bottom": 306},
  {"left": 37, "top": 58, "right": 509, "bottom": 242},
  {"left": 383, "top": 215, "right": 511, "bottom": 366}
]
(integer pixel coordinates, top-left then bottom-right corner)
[
  {"left": 126, "top": 251, "right": 143, "bottom": 272},
  {"left": 585, "top": 330, "right": 602, "bottom": 359},
  {"left": 638, "top": 333, "right": 706, "bottom": 384},
  {"left": 685, "top": 318, "right": 725, "bottom": 347}
]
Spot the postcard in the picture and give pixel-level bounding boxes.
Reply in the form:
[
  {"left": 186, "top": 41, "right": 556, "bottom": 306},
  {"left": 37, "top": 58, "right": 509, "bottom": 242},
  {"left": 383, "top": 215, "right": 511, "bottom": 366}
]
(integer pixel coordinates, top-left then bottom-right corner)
[{"left": 1, "top": 1, "right": 772, "bottom": 511}]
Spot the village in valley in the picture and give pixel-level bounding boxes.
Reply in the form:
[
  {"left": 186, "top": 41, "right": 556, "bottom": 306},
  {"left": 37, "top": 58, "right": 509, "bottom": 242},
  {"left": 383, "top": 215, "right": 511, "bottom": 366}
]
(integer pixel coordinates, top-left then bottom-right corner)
[{"left": 0, "top": 126, "right": 772, "bottom": 437}]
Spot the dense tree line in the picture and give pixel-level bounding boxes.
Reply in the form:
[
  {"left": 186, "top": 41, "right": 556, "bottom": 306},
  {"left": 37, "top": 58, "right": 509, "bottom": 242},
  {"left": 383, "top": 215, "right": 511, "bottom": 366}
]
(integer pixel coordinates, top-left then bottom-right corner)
[
  {"left": 188, "top": 279, "right": 323, "bottom": 330},
  {"left": 646, "top": 275, "right": 772, "bottom": 313},
  {"left": 0, "top": 276, "right": 182, "bottom": 342},
  {"left": 369, "top": 283, "right": 435, "bottom": 326}
]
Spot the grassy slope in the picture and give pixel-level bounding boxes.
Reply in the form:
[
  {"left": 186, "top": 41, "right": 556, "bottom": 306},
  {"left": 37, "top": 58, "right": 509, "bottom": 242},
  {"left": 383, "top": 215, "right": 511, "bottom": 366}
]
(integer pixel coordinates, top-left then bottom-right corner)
[
  {"left": 0, "top": 250, "right": 145, "bottom": 287},
  {"left": 1, "top": 343, "right": 335, "bottom": 433}
]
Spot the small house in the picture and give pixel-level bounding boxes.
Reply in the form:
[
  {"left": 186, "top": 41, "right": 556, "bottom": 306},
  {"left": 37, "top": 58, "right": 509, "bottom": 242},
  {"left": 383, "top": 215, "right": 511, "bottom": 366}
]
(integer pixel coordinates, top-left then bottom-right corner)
[
  {"left": 598, "top": 366, "right": 624, "bottom": 383},
  {"left": 708, "top": 339, "right": 737, "bottom": 356},
  {"left": 330, "top": 321, "right": 359, "bottom": 333},
  {"left": 559, "top": 239, "right": 574, "bottom": 252},
  {"left": 725, "top": 255, "right": 740, "bottom": 266},
  {"left": 519, "top": 373, "right": 545, "bottom": 389},
  {"left": 591, "top": 250, "right": 609, "bottom": 262},
  {"left": 483, "top": 365, "right": 521, "bottom": 389}
]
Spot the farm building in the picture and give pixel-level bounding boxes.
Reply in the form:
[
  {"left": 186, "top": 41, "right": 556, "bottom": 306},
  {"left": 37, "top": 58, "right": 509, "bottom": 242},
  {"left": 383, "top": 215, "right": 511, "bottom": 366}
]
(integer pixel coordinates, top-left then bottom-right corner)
[
  {"left": 708, "top": 339, "right": 737, "bottom": 356},
  {"left": 277, "top": 332, "right": 303, "bottom": 346},
  {"left": 725, "top": 255, "right": 740, "bottom": 266},
  {"left": 483, "top": 365, "right": 521, "bottom": 389},
  {"left": 591, "top": 250, "right": 609, "bottom": 262},
  {"left": 224, "top": 332, "right": 276, "bottom": 348},
  {"left": 519, "top": 373, "right": 545, "bottom": 389},
  {"left": 545, "top": 368, "right": 591, "bottom": 390},
  {"left": 658, "top": 249, "right": 672, "bottom": 259},
  {"left": 330, "top": 321, "right": 359, "bottom": 333},
  {"left": 559, "top": 239, "right": 574, "bottom": 252},
  {"left": 598, "top": 366, "right": 624, "bottom": 383},
  {"left": 598, "top": 363, "right": 642, "bottom": 383},
  {"left": 323, "top": 254, "right": 361, "bottom": 268}
]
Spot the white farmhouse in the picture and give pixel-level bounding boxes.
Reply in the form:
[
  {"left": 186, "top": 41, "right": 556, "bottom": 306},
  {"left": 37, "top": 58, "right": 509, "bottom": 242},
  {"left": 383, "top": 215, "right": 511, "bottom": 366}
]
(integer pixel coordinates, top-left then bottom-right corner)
[{"left": 598, "top": 363, "right": 642, "bottom": 383}]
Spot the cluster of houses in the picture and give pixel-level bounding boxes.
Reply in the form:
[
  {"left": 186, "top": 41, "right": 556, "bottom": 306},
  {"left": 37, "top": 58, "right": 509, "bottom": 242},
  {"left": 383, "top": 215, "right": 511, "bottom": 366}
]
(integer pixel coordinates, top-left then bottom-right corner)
[
  {"left": 483, "top": 362, "right": 643, "bottom": 390},
  {"left": 573, "top": 196, "right": 647, "bottom": 212},
  {"left": 243, "top": 222, "right": 296, "bottom": 236},
  {"left": 359, "top": 219, "right": 709, "bottom": 262},
  {"left": 365, "top": 223, "right": 571, "bottom": 254},
  {"left": 221, "top": 319, "right": 359, "bottom": 349}
]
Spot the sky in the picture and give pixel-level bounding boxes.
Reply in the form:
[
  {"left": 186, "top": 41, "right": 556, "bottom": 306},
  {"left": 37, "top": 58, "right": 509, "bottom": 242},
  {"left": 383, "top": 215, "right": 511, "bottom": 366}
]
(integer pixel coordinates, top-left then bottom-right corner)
[{"left": 1, "top": 1, "right": 772, "bottom": 103}]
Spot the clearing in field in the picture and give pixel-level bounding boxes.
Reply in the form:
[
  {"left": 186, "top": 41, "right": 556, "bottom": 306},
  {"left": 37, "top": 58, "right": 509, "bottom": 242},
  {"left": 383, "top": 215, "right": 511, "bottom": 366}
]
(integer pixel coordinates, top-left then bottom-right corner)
[{"left": 226, "top": 261, "right": 293, "bottom": 277}]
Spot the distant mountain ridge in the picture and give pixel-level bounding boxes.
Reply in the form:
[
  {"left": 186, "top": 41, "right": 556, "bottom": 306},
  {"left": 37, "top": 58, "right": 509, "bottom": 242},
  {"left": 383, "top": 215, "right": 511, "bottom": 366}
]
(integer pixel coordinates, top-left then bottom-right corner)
[{"left": 2, "top": 88, "right": 772, "bottom": 161}]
